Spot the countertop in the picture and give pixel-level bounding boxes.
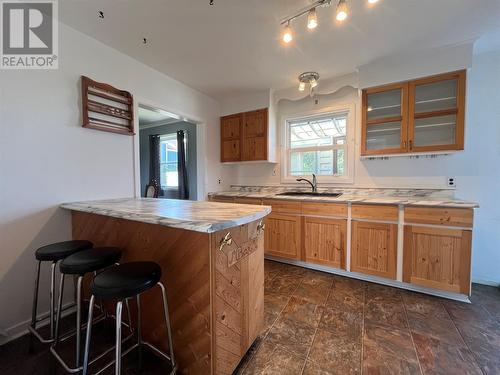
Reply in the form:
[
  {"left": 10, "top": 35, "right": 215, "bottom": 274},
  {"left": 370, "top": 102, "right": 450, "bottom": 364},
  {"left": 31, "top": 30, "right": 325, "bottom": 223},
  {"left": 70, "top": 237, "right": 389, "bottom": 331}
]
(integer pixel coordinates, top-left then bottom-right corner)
[
  {"left": 209, "top": 186, "right": 479, "bottom": 209},
  {"left": 61, "top": 198, "right": 271, "bottom": 233}
]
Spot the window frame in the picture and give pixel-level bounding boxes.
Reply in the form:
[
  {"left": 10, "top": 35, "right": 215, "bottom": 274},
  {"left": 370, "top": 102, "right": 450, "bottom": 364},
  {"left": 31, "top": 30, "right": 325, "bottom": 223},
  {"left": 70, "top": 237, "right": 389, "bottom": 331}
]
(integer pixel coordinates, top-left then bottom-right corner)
[
  {"left": 280, "top": 104, "right": 355, "bottom": 184},
  {"left": 159, "top": 132, "right": 187, "bottom": 190}
]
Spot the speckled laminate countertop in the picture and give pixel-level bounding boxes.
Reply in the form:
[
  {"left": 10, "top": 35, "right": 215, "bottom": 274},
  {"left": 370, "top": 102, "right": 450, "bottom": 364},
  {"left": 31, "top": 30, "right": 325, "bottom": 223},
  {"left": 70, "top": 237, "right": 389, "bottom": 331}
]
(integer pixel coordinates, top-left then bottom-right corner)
[
  {"left": 61, "top": 198, "right": 271, "bottom": 233},
  {"left": 208, "top": 186, "right": 479, "bottom": 208}
]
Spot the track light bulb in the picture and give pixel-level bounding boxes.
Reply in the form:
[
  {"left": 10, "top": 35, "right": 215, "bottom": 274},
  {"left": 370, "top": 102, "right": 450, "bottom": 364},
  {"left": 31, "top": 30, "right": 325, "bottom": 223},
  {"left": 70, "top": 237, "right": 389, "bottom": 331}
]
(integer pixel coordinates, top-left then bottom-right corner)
[
  {"left": 282, "top": 23, "right": 293, "bottom": 44},
  {"left": 299, "top": 82, "right": 306, "bottom": 91},
  {"left": 307, "top": 8, "right": 318, "bottom": 30},
  {"left": 309, "top": 78, "right": 318, "bottom": 88},
  {"left": 368, "top": 0, "right": 379, "bottom": 3},
  {"left": 336, "top": 0, "right": 348, "bottom": 21}
]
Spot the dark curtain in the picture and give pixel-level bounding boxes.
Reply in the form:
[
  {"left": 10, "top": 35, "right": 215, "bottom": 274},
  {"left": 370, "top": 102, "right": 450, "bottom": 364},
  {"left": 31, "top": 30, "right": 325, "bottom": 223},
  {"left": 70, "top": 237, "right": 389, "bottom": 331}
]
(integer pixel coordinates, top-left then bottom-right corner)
[
  {"left": 177, "top": 130, "right": 189, "bottom": 200},
  {"left": 149, "top": 134, "right": 161, "bottom": 190}
]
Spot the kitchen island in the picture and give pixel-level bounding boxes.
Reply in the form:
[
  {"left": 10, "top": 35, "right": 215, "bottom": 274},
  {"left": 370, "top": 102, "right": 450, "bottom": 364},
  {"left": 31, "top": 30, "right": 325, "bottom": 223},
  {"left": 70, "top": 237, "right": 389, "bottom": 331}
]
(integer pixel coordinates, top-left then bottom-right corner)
[{"left": 61, "top": 198, "right": 271, "bottom": 375}]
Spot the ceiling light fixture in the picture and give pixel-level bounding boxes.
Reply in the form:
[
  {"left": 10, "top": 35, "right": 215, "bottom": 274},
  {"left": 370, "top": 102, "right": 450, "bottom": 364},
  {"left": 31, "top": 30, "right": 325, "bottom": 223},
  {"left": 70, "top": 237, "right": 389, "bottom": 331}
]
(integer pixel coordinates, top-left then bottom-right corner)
[
  {"left": 282, "top": 22, "right": 293, "bottom": 44},
  {"left": 280, "top": 0, "right": 378, "bottom": 44},
  {"left": 336, "top": 0, "right": 349, "bottom": 21},
  {"left": 307, "top": 8, "right": 318, "bottom": 30},
  {"left": 298, "top": 72, "right": 320, "bottom": 95}
]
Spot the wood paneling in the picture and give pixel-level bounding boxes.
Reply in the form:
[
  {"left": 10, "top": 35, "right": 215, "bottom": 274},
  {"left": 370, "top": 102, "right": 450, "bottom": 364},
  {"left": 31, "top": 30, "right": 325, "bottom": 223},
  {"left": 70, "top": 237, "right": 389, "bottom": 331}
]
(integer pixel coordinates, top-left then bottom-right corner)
[
  {"left": 242, "top": 136, "right": 266, "bottom": 161},
  {"left": 221, "top": 140, "right": 241, "bottom": 162},
  {"left": 403, "top": 225, "right": 472, "bottom": 294},
  {"left": 72, "top": 211, "right": 264, "bottom": 375},
  {"left": 221, "top": 114, "right": 242, "bottom": 162},
  {"left": 262, "top": 199, "right": 301, "bottom": 214},
  {"left": 351, "top": 221, "right": 397, "bottom": 279},
  {"left": 221, "top": 116, "right": 241, "bottom": 139},
  {"left": 72, "top": 212, "right": 212, "bottom": 374},
  {"left": 351, "top": 204, "right": 399, "bottom": 222},
  {"left": 404, "top": 206, "right": 473, "bottom": 228},
  {"left": 304, "top": 217, "right": 346, "bottom": 269},
  {"left": 301, "top": 202, "right": 347, "bottom": 218},
  {"left": 210, "top": 196, "right": 236, "bottom": 203},
  {"left": 234, "top": 198, "right": 263, "bottom": 205},
  {"left": 264, "top": 213, "right": 301, "bottom": 260}
]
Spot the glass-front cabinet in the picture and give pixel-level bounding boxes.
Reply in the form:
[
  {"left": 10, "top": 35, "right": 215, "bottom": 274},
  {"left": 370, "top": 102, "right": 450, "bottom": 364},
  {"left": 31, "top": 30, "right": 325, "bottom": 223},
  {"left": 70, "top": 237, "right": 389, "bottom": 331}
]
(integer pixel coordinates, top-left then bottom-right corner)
[{"left": 361, "top": 70, "right": 466, "bottom": 156}]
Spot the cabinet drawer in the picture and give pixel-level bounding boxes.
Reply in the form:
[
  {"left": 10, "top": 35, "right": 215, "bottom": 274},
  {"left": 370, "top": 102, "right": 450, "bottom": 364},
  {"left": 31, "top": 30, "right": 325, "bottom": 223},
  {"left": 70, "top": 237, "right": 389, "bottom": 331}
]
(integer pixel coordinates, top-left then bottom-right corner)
[
  {"left": 234, "top": 198, "right": 262, "bottom": 205},
  {"left": 352, "top": 204, "right": 399, "bottom": 222},
  {"left": 262, "top": 199, "right": 301, "bottom": 214},
  {"left": 404, "top": 207, "right": 473, "bottom": 228},
  {"left": 301, "top": 202, "right": 347, "bottom": 218}
]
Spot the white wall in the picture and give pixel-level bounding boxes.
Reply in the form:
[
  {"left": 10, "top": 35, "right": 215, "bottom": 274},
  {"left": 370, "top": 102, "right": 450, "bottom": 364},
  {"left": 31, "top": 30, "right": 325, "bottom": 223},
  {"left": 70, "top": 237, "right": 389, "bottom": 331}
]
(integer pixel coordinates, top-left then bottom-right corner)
[
  {"left": 222, "top": 49, "right": 500, "bottom": 285},
  {"left": 0, "top": 23, "right": 228, "bottom": 341}
]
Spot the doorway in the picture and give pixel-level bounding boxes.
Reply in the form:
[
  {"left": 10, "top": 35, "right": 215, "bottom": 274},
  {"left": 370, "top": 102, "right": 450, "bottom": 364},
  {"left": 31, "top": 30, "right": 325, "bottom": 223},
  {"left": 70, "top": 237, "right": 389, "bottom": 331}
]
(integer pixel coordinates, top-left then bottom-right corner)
[{"left": 138, "top": 104, "right": 198, "bottom": 200}]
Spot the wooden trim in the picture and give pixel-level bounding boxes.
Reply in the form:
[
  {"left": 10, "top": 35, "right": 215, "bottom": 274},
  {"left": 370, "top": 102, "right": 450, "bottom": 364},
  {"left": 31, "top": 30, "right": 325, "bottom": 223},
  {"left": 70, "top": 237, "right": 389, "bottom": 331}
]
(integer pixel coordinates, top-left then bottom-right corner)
[
  {"left": 459, "top": 230, "right": 472, "bottom": 295},
  {"left": 234, "top": 198, "right": 263, "bottom": 205},
  {"left": 301, "top": 202, "right": 347, "bottom": 218},
  {"left": 366, "top": 115, "right": 403, "bottom": 125},
  {"left": 351, "top": 204, "right": 399, "bottom": 222},
  {"left": 413, "top": 108, "right": 458, "bottom": 119},
  {"left": 262, "top": 199, "right": 301, "bottom": 214}
]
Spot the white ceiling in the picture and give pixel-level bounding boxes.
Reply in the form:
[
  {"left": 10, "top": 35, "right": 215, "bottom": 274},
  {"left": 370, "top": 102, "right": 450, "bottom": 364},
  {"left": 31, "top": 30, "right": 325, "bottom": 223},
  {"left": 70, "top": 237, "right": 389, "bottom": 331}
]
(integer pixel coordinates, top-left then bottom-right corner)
[{"left": 60, "top": 0, "right": 500, "bottom": 100}]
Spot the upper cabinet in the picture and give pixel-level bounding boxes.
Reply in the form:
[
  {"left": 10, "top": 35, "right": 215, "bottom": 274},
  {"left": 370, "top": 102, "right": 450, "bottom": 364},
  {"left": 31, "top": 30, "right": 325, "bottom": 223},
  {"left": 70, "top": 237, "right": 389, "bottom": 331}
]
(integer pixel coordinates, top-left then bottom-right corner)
[
  {"left": 361, "top": 70, "right": 466, "bottom": 156},
  {"left": 221, "top": 108, "right": 272, "bottom": 162}
]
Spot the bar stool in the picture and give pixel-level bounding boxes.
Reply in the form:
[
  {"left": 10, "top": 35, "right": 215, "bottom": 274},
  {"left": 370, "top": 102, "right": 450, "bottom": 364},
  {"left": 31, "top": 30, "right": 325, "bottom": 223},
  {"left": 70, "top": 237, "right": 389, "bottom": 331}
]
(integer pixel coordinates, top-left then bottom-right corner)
[
  {"left": 29, "top": 240, "right": 93, "bottom": 348},
  {"left": 82, "top": 262, "right": 177, "bottom": 375},
  {"left": 51, "top": 247, "right": 123, "bottom": 373}
]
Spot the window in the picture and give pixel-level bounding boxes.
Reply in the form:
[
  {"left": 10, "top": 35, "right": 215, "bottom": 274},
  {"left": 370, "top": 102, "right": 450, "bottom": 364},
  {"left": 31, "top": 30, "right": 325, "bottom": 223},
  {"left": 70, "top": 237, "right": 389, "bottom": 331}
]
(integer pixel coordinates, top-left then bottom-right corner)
[
  {"left": 282, "top": 109, "right": 353, "bottom": 183},
  {"left": 160, "top": 134, "right": 178, "bottom": 188}
]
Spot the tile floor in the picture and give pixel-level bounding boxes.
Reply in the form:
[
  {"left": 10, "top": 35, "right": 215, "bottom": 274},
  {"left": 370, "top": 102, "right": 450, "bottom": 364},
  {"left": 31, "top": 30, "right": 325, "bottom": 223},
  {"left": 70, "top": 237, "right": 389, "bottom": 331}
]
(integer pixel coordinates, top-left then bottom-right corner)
[
  {"left": 235, "top": 260, "right": 500, "bottom": 375},
  {"left": 1, "top": 260, "right": 499, "bottom": 375}
]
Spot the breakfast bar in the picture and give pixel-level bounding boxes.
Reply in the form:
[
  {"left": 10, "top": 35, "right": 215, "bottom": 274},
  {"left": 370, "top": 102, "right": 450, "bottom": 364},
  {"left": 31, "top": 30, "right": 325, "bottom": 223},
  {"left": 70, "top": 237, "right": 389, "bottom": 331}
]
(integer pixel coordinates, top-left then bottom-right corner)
[{"left": 61, "top": 198, "right": 271, "bottom": 375}]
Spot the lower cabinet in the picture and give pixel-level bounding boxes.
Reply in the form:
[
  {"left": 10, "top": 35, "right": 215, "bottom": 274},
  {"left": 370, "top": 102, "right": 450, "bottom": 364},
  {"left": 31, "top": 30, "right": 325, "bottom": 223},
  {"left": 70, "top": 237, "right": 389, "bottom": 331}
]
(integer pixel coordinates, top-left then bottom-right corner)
[
  {"left": 304, "top": 217, "right": 346, "bottom": 269},
  {"left": 403, "top": 225, "right": 472, "bottom": 294},
  {"left": 264, "top": 213, "right": 301, "bottom": 260},
  {"left": 351, "top": 221, "right": 398, "bottom": 280}
]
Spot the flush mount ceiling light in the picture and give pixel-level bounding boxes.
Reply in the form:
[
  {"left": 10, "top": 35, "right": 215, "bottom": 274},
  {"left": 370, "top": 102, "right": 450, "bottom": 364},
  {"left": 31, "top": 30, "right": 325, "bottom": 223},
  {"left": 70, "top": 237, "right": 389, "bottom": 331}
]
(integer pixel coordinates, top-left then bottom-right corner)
[
  {"left": 280, "top": 0, "right": 379, "bottom": 44},
  {"left": 298, "top": 72, "right": 320, "bottom": 94}
]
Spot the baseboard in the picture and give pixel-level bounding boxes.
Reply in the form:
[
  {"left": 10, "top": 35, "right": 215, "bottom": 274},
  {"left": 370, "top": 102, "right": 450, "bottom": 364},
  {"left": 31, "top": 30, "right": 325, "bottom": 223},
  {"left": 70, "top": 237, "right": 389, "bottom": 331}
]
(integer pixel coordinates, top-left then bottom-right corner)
[
  {"left": 472, "top": 278, "right": 500, "bottom": 287},
  {"left": 0, "top": 301, "right": 76, "bottom": 346}
]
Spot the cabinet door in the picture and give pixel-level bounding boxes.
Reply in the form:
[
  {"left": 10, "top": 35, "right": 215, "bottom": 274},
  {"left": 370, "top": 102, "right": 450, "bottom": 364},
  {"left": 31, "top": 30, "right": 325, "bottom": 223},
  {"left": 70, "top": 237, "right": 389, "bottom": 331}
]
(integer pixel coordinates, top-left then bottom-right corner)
[
  {"left": 361, "top": 83, "right": 409, "bottom": 155},
  {"left": 221, "top": 115, "right": 242, "bottom": 162},
  {"left": 264, "top": 213, "right": 301, "bottom": 260},
  {"left": 403, "top": 225, "right": 471, "bottom": 294},
  {"left": 242, "top": 109, "right": 268, "bottom": 161},
  {"left": 351, "top": 221, "right": 397, "bottom": 279},
  {"left": 221, "top": 140, "right": 241, "bottom": 162},
  {"left": 408, "top": 70, "right": 465, "bottom": 152},
  {"left": 304, "top": 217, "right": 346, "bottom": 269}
]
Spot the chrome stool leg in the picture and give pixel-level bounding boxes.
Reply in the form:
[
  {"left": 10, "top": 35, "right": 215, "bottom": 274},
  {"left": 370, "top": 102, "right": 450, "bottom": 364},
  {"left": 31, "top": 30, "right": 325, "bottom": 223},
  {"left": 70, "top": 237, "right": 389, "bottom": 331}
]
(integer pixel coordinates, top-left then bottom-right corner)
[
  {"left": 28, "top": 261, "right": 41, "bottom": 352},
  {"left": 115, "top": 301, "right": 123, "bottom": 375},
  {"left": 158, "top": 282, "right": 176, "bottom": 370},
  {"left": 82, "top": 295, "right": 95, "bottom": 375},
  {"left": 75, "top": 275, "right": 83, "bottom": 368}
]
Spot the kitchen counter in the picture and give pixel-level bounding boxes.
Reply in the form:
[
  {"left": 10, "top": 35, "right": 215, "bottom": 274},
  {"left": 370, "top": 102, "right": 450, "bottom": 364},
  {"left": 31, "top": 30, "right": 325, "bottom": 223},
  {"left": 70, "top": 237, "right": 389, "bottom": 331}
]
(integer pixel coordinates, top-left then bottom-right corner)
[
  {"left": 61, "top": 197, "right": 271, "bottom": 233},
  {"left": 63, "top": 197, "right": 268, "bottom": 374},
  {"left": 208, "top": 186, "right": 479, "bottom": 208}
]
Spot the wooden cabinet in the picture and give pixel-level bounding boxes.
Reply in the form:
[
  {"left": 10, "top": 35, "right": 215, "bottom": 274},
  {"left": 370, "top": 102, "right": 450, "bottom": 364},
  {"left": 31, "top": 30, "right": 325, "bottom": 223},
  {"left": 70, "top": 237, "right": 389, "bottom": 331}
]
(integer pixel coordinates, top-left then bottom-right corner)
[
  {"left": 351, "top": 221, "right": 398, "bottom": 279},
  {"left": 304, "top": 217, "right": 346, "bottom": 269},
  {"left": 361, "top": 70, "right": 466, "bottom": 156},
  {"left": 264, "top": 213, "right": 301, "bottom": 260},
  {"left": 403, "top": 225, "right": 472, "bottom": 294},
  {"left": 220, "top": 108, "right": 268, "bottom": 162}
]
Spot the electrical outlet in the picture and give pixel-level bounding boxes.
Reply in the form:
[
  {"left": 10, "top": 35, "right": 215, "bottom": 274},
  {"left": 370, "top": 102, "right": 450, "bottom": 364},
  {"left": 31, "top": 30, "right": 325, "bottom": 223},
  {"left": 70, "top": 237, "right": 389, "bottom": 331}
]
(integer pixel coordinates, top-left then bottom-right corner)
[
  {"left": 272, "top": 169, "right": 277, "bottom": 176},
  {"left": 314, "top": 98, "right": 320, "bottom": 105},
  {"left": 447, "top": 177, "right": 456, "bottom": 187},
  {"left": 218, "top": 179, "right": 222, "bottom": 185}
]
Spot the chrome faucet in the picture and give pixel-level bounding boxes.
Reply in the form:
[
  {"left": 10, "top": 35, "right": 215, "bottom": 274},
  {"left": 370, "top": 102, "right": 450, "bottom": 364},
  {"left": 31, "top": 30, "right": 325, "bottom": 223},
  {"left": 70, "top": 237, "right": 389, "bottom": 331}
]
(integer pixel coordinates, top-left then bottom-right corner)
[{"left": 296, "top": 174, "right": 317, "bottom": 192}]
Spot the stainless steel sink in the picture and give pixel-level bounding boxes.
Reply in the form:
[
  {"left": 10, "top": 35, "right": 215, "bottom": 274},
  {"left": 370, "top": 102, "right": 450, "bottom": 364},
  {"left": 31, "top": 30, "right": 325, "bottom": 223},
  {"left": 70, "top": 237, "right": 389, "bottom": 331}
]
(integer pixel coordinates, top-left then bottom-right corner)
[{"left": 276, "top": 191, "right": 342, "bottom": 197}]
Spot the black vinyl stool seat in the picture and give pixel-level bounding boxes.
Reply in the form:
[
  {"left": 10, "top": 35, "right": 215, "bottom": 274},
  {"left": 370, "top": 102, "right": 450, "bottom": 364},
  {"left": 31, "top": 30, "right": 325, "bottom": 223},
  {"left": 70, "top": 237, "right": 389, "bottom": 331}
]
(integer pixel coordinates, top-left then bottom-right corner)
[
  {"left": 29, "top": 240, "right": 93, "bottom": 348},
  {"left": 51, "top": 247, "right": 125, "bottom": 374},
  {"left": 82, "top": 261, "right": 177, "bottom": 375},
  {"left": 60, "top": 247, "right": 122, "bottom": 275},
  {"left": 91, "top": 261, "right": 162, "bottom": 300},
  {"left": 35, "top": 240, "right": 93, "bottom": 261}
]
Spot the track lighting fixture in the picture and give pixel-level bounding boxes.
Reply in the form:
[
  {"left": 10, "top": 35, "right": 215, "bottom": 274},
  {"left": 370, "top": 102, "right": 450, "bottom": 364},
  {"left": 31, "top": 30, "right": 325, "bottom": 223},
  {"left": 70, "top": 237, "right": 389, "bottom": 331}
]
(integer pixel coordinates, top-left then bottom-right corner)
[
  {"left": 298, "top": 72, "right": 320, "bottom": 94},
  {"left": 336, "top": 0, "right": 348, "bottom": 21},
  {"left": 282, "top": 23, "right": 293, "bottom": 44},
  {"left": 280, "top": 0, "right": 379, "bottom": 44}
]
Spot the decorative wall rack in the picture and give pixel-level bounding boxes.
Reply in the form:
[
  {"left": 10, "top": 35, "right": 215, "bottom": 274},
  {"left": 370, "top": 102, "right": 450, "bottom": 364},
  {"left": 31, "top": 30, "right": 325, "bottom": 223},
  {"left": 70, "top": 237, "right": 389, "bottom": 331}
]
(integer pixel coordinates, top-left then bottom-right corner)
[{"left": 81, "top": 76, "right": 135, "bottom": 135}]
